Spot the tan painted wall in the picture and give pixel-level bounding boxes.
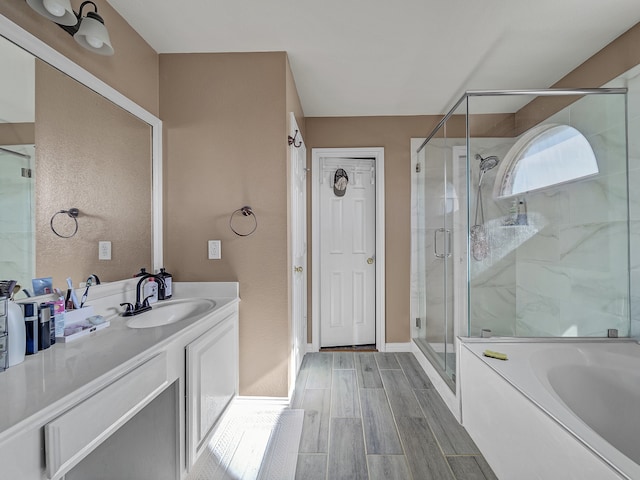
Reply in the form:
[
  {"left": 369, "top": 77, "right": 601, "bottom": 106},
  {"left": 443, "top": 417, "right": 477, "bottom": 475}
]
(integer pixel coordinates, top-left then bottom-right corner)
[
  {"left": 0, "top": 0, "right": 158, "bottom": 115},
  {"left": 0, "top": 123, "right": 34, "bottom": 144},
  {"left": 516, "top": 21, "right": 640, "bottom": 134},
  {"left": 160, "top": 52, "right": 293, "bottom": 397},
  {"left": 305, "top": 116, "right": 443, "bottom": 343},
  {"left": 36, "top": 60, "right": 152, "bottom": 287}
]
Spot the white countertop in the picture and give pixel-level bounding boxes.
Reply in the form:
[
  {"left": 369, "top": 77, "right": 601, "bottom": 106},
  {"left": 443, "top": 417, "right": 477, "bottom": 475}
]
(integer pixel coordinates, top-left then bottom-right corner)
[{"left": 0, "top": 280, "right": 239, "bottom": 445}]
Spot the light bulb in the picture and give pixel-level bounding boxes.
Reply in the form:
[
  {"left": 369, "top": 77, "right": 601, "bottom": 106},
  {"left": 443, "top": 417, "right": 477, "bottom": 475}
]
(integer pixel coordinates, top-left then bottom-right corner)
[
  {"left": 42, "top": 0, "right": 65, "bottom": 17},
  {"left": 85, "top": 35, "right": 104, "bottom": 49}
]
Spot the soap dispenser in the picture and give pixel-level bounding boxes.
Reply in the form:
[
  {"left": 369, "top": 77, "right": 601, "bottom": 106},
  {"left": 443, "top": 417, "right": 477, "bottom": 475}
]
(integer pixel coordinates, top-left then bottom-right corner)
[{"left": 158, "top": 268, "right": 172, "bottom": 300}]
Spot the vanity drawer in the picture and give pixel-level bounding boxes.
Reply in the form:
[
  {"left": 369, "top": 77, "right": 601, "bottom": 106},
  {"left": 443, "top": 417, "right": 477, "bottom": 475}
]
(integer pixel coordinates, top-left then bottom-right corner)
[
  {"left": 45, "top": 353, "right": 168, "bottom": 480},
  {"left": 0, "top": 334, "right": 6, "bottom": 372}
]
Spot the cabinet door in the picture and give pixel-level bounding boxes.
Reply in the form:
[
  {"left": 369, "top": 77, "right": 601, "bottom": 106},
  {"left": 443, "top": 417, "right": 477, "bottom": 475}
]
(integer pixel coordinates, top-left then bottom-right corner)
[{"left": 186, "top": 312, "right": 238, "bottom": 467}]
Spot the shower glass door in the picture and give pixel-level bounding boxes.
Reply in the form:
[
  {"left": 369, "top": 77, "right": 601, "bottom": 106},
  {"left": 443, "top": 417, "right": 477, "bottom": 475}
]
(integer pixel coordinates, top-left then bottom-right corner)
[{"left": 413, "top": 135, "right": 459, "bottom": 389}]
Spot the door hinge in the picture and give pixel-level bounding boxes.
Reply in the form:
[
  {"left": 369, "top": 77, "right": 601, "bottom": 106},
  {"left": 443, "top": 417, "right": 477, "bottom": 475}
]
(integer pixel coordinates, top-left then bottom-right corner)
[
  {"left": 415, "top": 317, "right": 421, "bottom": 328},
  {"left": 416, "top": 163, "right": 421, "bottom": 173},
  {"left": 21, "top": 168, "right": 32, "bottom": 178}
]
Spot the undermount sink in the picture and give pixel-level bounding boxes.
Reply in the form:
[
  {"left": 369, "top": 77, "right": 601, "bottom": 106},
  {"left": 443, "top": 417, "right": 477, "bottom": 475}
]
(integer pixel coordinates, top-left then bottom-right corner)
[{"left": 125, "top": 298, "right": 217, "bottom": 329}]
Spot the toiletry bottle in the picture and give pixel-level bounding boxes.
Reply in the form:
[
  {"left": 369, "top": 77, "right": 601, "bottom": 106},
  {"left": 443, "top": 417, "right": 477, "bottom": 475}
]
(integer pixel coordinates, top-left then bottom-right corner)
[
  {"left": 158, "top": 268, "right": 173, "bottom": 300},
  {"left": 510, "top": 199, "right": 518, "bottom": 223},
  {"left": 7, "top": 299, "right": 25, "bottom": 366},
  {"left": 38, "top": 303, "right": 51, "bottom": 350},
  {"left": 517, "top": 199, "right": 528, "bottom": 225},
  {"left": 47, "top": 303, "right": 56, "bottom": 346},
  {"left": 143, "top": 278, "right": 158, "bottom": 304},
  {"left": 52, "top": 299, "right": 65, "bottom": 340},
  {"left": 22, "top": 302, "right": 39, "bottom": 355}
]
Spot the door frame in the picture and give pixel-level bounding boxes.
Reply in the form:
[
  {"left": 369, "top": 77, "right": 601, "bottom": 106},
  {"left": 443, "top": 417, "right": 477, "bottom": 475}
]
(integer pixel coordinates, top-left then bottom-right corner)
[
  {"left": 311, "top": 147, "right": 386, "bottom": 352},
  {"left": 288, "top": 113, "right": 307, "bottom": 398}
]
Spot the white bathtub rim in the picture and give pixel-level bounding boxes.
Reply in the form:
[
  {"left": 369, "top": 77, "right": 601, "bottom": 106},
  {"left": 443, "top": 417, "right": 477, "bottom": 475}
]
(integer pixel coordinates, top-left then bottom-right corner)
[{"left": 460, "top": 339, "right": 639, "bottom": 480}]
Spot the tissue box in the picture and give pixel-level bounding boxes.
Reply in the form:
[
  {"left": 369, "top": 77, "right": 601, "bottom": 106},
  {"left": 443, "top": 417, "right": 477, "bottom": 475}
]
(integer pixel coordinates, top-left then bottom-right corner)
[{"left": 56, "top": 306, "right": 109, "bottom": 343}]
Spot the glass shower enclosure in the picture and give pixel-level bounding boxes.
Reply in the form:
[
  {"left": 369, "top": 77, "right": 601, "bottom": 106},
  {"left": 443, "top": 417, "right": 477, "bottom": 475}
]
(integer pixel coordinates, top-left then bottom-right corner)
[
  {"left": 411, "top": 88, "right": 630, "bottom": 390},
  {"left": 0, "top": 145, "right": 35, "bottom": 290}
]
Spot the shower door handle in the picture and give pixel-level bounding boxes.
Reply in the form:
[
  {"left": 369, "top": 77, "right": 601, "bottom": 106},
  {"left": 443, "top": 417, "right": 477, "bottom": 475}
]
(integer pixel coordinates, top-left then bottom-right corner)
[{"left": 434, "top": 228, "right": 452, "bottom": 259}]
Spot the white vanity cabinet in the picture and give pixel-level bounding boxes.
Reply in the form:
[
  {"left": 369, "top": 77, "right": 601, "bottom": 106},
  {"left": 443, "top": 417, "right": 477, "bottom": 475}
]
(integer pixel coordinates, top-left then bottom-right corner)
[
  {"left": 186, "top": 309, "right": 239, "bottom": 469},
  {"left": 0, "top": 281, "right": 240, "bottom": 480}
]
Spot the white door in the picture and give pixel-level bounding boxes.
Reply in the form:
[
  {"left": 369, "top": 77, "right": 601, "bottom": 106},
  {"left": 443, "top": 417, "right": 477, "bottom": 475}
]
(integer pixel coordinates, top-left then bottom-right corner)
[
  {"left": 290, "top": 114, "right": 307, "bottom": 381},
  {"left": 319, "top": 157, "right": 376, "bottom": 347}
]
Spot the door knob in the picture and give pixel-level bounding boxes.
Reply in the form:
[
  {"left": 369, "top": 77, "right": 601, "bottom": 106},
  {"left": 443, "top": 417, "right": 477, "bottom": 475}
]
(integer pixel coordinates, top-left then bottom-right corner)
[
  {"left": 367, "top": 257, "right": 374, "bottom": 264},
  {"left": 294, "top": 266, "right": 303, "bottom": 272}
]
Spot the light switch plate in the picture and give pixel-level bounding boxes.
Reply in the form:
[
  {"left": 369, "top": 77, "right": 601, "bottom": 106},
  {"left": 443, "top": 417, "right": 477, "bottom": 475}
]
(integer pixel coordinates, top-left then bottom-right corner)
[
  {"left": 208, "top": 240, "right": 221, "bottom": 260},
  {"left": 99, "top": 241, "right": 111, "bottom": 260}
]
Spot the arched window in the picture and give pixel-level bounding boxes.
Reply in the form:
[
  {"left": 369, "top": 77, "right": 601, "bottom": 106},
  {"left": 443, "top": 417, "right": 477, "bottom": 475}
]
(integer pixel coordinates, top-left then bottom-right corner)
[{"left": 493, "top": 124, "right": 598, "bottom": 198}]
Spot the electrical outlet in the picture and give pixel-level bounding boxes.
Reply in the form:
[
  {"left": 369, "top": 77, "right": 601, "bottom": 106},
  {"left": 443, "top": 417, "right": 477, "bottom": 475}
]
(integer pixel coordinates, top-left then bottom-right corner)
[
  {"left": 99, "top": 241, "right": 111, "bottom": 260},
  {"left": 208, "top": 240, "right": 221, "bottom": 260}
]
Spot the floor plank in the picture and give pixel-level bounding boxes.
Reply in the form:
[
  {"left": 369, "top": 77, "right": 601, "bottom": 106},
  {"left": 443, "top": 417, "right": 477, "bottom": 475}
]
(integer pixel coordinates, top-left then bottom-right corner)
[
  {"left": 327, "top": 418, "right": 368, "bottom": 480},
  {"left": 292, "top": 352, "right": 496, "bottom": 480},
  {"left": 355, "top": 352, "right": 383, "bottom": 388},
  {"left": 415, "top": 389, "right": 479, "bottom": 455},
  {"left": 331, "top": 370, "right": 361, "bottom": 418},
  {"left": 305, "top": 353, "right": 333, "bottom": 389},
  {"left": 379, "top": 369, "right": 423, "bottom": 418},
  {"left": 367, "top": 455, "right": 411, "bottom": 480},
  {"left": 397, "top": 417, "right": 455, "bottom": 480},
  {"left": 374, "top": 353, "right": 401, "bottom": 370},
  {"left": 295, "top": 454, "right": 327, "bottom": 480},
  {"left": 299, "top": 389, "right": 331, "bottom": 453},
  {"left": 333, "top": 352, "right": 355, "bottom": 369},
  {"left": 359, "top": 389, "right": 403, "bottom": 454},
  {"left": 396, "top": 352, "right": 433, "bottom": 389},
  {"left": 447, "top": 455, "right": 498, "bottom": 480}
]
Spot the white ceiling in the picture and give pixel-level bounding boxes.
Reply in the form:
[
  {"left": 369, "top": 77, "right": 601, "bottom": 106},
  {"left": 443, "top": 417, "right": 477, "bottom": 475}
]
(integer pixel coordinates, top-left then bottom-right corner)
[{"left": 108, "top": 0, "right": 640, "bottom": 117}]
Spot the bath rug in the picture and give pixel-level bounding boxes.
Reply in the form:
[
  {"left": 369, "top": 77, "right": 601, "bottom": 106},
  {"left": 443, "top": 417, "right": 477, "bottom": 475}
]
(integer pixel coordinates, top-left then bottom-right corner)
[{"left": 187, "top": 403, "right": 303, "bottom": 480}]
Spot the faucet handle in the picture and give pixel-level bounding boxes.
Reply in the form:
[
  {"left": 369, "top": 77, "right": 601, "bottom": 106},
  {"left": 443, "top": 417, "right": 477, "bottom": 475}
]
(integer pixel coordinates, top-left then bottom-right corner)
[
  {"left": 142, "top": 296, "right": 153, "bottom": 308},
  {"left": 120, "top": 302, "right": 134, "bottom": 315}
]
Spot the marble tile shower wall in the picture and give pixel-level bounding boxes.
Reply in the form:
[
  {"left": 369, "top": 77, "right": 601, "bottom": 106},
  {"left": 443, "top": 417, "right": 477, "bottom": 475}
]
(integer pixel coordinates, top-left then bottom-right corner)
[
  {"left": 627, "top": 72, "right": 640, "bottom": 338},
  {"left": 468, "top": 140, "right": 518, "bottom": 336},
  {"left": 513, "top": 93, "right": 629, "bottom": 337},
  {"left": 469, "top": 92, "right": 629, "bottom": 338}
]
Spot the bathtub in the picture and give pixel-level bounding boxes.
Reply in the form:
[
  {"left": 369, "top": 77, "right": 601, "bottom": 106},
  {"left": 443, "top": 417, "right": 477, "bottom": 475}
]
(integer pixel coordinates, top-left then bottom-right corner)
[{"left": 459, "top": 339, "right": 640, "bottom": 480}]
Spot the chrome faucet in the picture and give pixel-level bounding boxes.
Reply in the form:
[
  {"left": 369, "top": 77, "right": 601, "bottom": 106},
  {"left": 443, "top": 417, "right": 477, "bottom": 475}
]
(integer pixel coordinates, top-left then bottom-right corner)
[{"left": 120, "top": 273, "right": 165, "bottom": 317}]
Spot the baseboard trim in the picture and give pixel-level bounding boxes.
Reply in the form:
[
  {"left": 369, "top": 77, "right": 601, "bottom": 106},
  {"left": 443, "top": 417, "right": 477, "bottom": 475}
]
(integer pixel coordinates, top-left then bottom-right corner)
[
  {"left": 385, "top": 342, "right": 412, "bottom": 352},
  {"left": 306, "top": 343, "right": 317, "bottom": 353},
  {"left": 411, "top": 343, "right": 460, "bottom": 421},
  {"left": 234, "top": 396, "right": 291, "bottom": 407}
]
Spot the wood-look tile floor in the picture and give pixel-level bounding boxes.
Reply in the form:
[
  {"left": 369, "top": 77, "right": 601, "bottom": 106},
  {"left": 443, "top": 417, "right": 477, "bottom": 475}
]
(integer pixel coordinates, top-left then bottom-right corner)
[{"left": 291, "top": 352, "right": 498, "bottom": 480}]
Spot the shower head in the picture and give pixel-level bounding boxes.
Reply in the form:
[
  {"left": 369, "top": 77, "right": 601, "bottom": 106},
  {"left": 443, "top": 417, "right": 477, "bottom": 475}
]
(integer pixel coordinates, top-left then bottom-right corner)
[
  {"left": 475, "top": 154, "right": 499, "bottom": 188},
  {"left": 476, "top": 154, "right": 499, "bottom": 173}
]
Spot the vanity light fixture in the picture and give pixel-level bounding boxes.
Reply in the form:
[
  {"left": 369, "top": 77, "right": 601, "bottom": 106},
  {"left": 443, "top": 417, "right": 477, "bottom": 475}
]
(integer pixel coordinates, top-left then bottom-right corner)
[{"left": 26, "top": 0, "right": 114, "bottom": 56}]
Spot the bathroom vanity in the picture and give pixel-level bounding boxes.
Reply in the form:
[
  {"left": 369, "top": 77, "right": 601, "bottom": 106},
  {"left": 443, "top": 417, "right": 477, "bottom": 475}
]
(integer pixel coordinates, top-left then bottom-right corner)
[{"left": 0, "top": 280, "right": 239, "bottom": 480}]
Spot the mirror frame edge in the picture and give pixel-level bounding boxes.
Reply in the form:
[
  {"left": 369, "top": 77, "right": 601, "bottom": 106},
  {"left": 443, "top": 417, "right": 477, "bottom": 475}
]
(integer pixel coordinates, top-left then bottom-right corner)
[{"left": 0, "top": 12, "right": 163, "bottom": 272}]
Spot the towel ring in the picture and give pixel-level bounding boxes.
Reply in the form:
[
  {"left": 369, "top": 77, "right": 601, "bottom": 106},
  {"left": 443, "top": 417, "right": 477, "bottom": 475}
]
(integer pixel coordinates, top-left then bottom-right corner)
[
  {"left": 229, "top": 206, "right": 258, "bottom": 237},
  {"left": 50, "top": 208, "right": 80, "bottom": 238}
]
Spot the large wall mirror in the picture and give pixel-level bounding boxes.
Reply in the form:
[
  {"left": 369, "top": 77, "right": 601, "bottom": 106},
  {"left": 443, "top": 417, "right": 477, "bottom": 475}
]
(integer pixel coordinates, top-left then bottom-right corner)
[{"left": 0, "top": 14, "right": 162, "bottom": 294}]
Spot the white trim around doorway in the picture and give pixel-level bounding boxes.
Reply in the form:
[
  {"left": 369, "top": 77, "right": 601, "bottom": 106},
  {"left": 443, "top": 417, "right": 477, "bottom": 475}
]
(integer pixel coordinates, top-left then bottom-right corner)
[{"left": 311, "top": 147, "right": 386, "bottom": 352}]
